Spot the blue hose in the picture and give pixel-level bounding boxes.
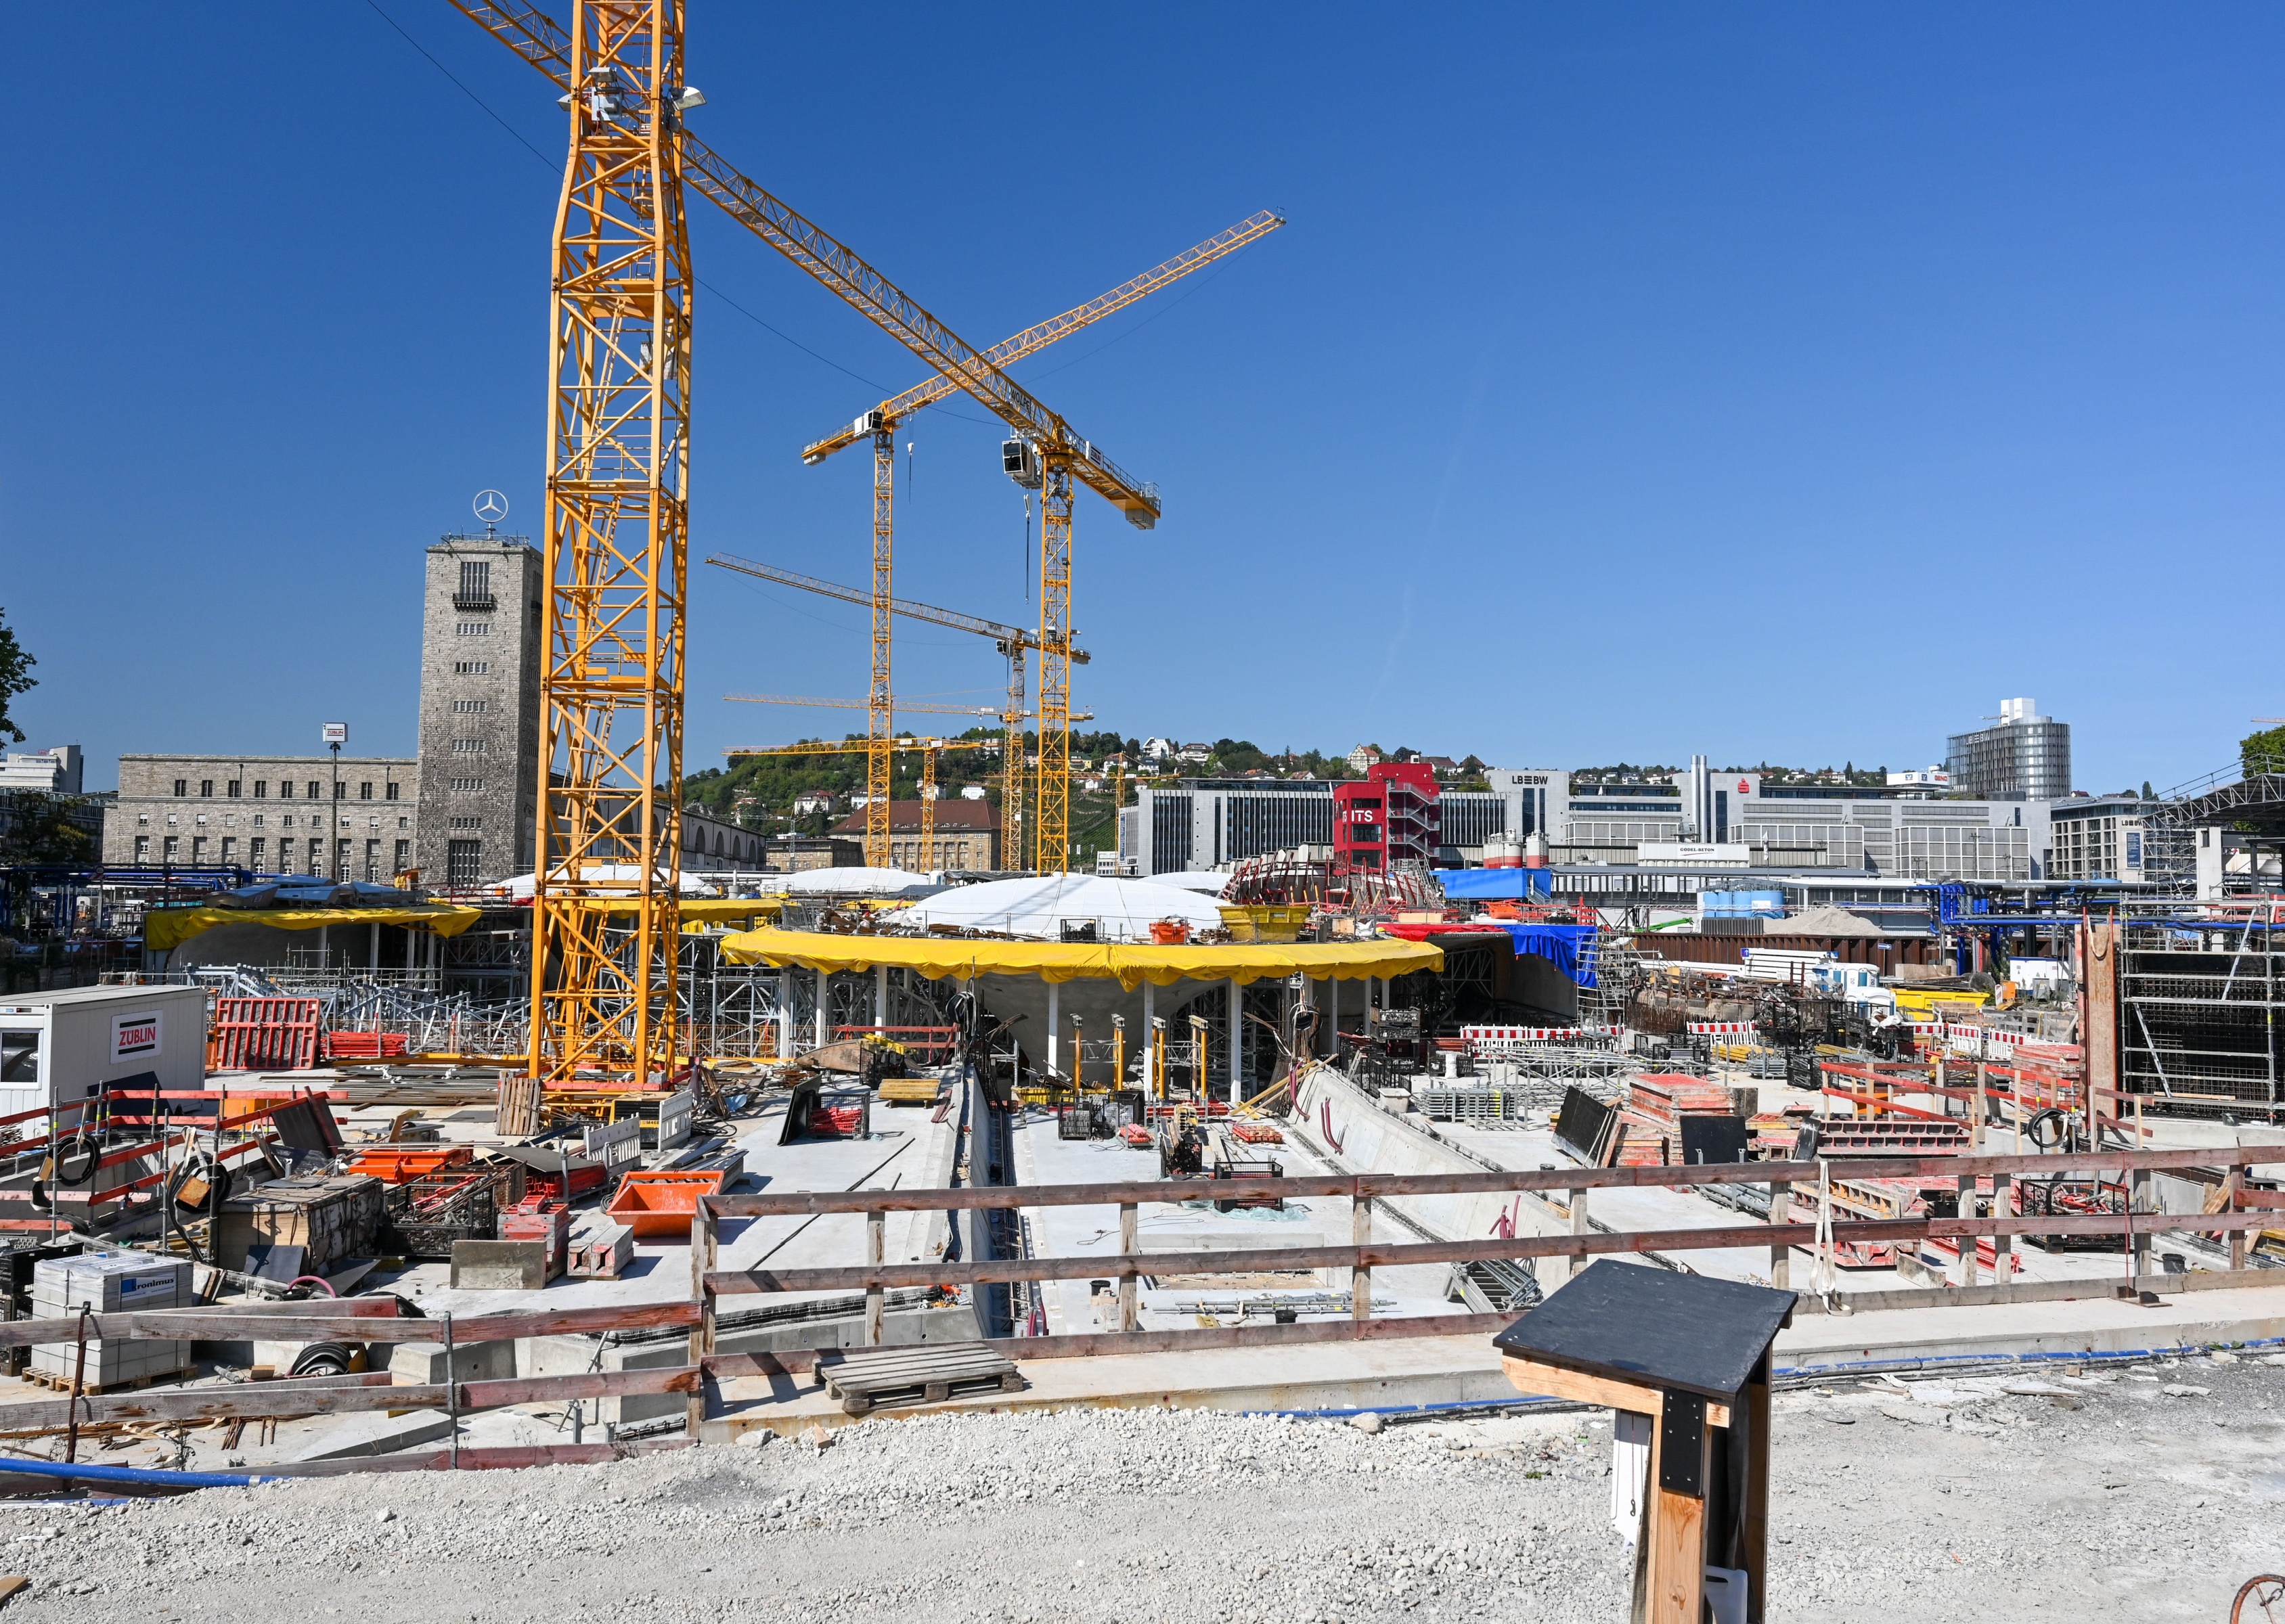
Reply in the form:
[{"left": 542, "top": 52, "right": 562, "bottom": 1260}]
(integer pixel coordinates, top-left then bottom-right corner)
[{"left": 0, "top": 1457, "right": 286, "bottom": 1490}]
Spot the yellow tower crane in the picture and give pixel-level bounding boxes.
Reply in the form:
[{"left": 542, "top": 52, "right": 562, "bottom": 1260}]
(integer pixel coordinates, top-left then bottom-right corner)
[
  {"left": 447, "top": 0, "right": 1164, "bottom": 1080},
  {"left": 705, "top": 551, "right": 1088, "bottom": 868},
  {"left": 726, "top": 735, "right": 998, "bottom": 872},
  {"left": 724, "top": 692, "right": 1092, "bottom": 872},
  {"left": 798, "top": 211, "right": 1283, "bottom": 871}
]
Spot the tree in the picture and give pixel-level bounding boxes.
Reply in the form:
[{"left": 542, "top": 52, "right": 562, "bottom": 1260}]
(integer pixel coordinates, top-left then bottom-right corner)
[
  {"left": 0, "top": 608, "right": 33, "bottom": 745},
  {"left": 2244, "top": 726, "right": 2285, "bottom": 780}
]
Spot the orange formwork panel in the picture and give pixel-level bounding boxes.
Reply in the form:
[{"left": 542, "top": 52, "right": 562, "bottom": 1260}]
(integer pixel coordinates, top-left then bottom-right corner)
[
  {"left": 208, "top": 998, "right": 322, "bottom": 1071},
  {"left": 345, "top": 1146, "right": 475, "bottom": 1185},
  {"left": 606, "top": 1170, "right": 731, "bottom": 1240}
]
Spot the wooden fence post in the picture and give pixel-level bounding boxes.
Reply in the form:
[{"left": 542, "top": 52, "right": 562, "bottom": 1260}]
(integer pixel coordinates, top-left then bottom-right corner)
[
  {"left": 2226, "top": 1169, "right": 2246, "bottom": 1272},
  {"left": 864, "top": 1206, "right": 885, "bottom": 1345},
  {"left": 688, "top": 1197, "right": 717, "bottom": 1436},
  {"left": 1953, "top": 1173, "right": 1977, "bottom": 1289},
  {"left": 1352, "top": 1192, "right": 1373, "bottom": 1322},
  {"left": 1118, "top": 1202, "right": 1138, "bottom": 1332},
  {"left": 1993, "top": 1171, "right": 2012, "bottom": 1299},
  {"left": 1767, "top": 1185, "right": 1790, "bottom": 1291}
]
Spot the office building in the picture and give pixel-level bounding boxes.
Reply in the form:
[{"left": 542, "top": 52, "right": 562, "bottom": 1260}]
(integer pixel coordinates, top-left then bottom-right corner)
[
  {"left": 1946, "top": 697, "right": 2072, "bottom": 802},
  {"left": 0, "top": 746, "right": 82, "bottom": 794},
  {"left": 2048, "top": 795, "right": 2146, "bottom": 883},
  {"left": 105, "top": 754, "right": 419, "bottom": 878},
  {"left": 1123, "top": 757, "right": 2052, "bottom": 882},
  {"left": 828, "top": 800, "right": 1000, "bottom": 872}
]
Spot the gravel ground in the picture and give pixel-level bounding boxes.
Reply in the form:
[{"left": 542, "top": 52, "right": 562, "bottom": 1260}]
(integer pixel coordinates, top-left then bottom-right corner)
[{"left": 4, "top": 1353, "right": 2282, "bottom": 1623}]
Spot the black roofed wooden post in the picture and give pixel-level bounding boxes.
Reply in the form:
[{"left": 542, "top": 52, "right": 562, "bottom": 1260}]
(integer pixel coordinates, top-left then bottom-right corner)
[{"left": 1494, "top": 1259, "right": 1795, "bottom": 1624}]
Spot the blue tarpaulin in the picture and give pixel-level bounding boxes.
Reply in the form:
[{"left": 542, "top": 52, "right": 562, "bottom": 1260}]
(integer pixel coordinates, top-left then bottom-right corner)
[
  {"left": 1494, "top": 922, "right": 1599, "bottom": 988},
  {"left": 1436, "top": 868, "right": 1553, "bottom": 901}
]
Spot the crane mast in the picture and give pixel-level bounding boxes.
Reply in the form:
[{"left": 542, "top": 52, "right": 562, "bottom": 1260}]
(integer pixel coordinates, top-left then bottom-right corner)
[
  {"left": 530, "top": 0, "right": 689, "bottom": 1087},
  {"left": 866, "top": 424, "right": 894, "bottom": 867}
]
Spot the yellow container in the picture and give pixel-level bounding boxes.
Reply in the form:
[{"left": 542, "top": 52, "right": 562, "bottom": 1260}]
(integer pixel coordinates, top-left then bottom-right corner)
[{"left": 1216, "top": 904, "right": 1310, "bottom": 944}]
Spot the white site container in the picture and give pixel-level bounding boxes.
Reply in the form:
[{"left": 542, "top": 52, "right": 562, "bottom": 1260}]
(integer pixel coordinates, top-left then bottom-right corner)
[
  {"left": 0, "top": 983, "right": 209, "bottom": 1121},
  {"left": 30, "top": 1250, "right": 193, "bottom": 1387}
]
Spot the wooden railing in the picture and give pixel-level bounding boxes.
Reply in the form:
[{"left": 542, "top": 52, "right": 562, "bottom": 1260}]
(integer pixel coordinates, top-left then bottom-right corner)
[
  {"left": 0, "top": 1141, "right": 2276, "bottom": 1453},
  {"left": 683, "top": 1142, "right": 2285, "bottom": 1419}
]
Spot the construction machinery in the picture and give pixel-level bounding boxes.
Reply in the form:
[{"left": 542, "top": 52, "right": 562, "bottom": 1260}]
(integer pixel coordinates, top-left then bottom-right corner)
[
  {"left": 706, "top": 551, "right": 1088, "bottom": 868},
  {"left": 794, "top": 211, "right": 1282, "bottom": 872},
  {"left": 727, "top": 737, "right": 997, "bottom": 872},
  {"left": 447, "top": 0, "right": 1165, "bottom": 1079}
]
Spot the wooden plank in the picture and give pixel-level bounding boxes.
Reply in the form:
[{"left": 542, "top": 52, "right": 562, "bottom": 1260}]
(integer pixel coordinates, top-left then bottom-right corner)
[
  {"left": 257, "top": 1438, "right": 696, "bottom": 1477},
  {"left": 1501, "top": 1357, "right": 1728, "bottom": 1426},
  {"left": 0, "top": 1364, "right": 699, "bottom": 1430},
  {"left": 709, "top": 1206, "right": 2285, "bottom": 1298},
  {"left": 0, "top": 1299, "right": 699, "bottom": 1349},
  {"left": 1647, "top": 1476, "right": 1707, "bottom": 1623},
  {"left": 702, "top": 1143, "right": 2285, "bottom": 1217},
  {"left": 702, "top": 1311, "right": 1522, "bottom": 1380}
]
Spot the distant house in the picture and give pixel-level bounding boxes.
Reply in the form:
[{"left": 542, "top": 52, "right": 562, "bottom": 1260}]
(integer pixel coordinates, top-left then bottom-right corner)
[
  {"left": 1421, "top": 755, "right": 1461, "bottom": 779},
  {"left": 793, "top": 790, "right": 837, "bottom": 816},
  {"left": 1346, "top": 744, "right": 1383, "bottom": 773},
  {"left": 828, "top": 798, "right": 1000, "bottom": 872},
  {"left": 1103, "top": 752, "right": 1130, "bottom": 769},
  {"left": 1142, "top": 738, "right": 1176, "bottom": 762},
  {"left": 958, "top": 784, "right": 989, "bottom": 800},
  {"left": 1177, "top": 742, "right": 1212, "bottom": 765}
]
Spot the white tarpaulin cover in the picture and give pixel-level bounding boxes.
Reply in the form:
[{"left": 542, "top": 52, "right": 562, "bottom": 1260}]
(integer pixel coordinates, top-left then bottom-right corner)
[
  {"left": 485, "top": 867, "right": 721, "bottom": 900},
  {"left": 747, "top": 866, "right": 939, "bottom": 899},
  {"left": 1150, "top": 871, "right": 1235, "bottom": 897},
  {"left": 893, "top": 874, "right": 1225, "bottom": 943}
]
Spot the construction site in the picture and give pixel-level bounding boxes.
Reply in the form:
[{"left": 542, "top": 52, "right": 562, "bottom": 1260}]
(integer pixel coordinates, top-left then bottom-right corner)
[{"left": 4, "top": 5, "right": 2285, "bottom": 1623}]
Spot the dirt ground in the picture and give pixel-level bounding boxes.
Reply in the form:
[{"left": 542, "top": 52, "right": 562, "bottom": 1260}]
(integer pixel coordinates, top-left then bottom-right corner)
[{"left": 3, "top": 1351, "right": 2281, "bottom": 1623}]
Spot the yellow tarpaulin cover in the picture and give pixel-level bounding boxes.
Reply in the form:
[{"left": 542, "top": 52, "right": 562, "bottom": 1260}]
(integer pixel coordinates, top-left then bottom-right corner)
[
  {"left": 716, "top": 926, "right": 1444, "bottom": 990},
  {"left": 146, "top": 905, "right": 484, "bottom": 954}
]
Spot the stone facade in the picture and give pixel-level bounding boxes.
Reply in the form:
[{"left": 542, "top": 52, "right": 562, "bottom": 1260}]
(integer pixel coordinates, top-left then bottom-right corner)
[
  {"left": 413, "top": 537, "right": 544, "bottom": 890},
  {"left": 828, "top": 800, "right": 999, "bottom": 872},
  {"left": 106, "top": 754, "right": 418, "bottom": 878}
]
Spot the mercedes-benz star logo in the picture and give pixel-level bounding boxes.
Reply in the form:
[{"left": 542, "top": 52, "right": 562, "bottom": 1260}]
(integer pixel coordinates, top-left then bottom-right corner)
[{"left": 473, "top": 489, "right": 510, "bottom": 525}]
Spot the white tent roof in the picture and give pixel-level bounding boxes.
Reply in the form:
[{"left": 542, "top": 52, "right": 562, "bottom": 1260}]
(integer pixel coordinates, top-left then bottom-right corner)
[
  {"left": 1150, "top": 871, "right": 1235, "bottom": 897},
  {"left": 894, "top": 874, "right": 1225, "bottom": 943},
  {"left": 485, "top": 867, "right": 720, "bottom": 901},
  {"left": 745, "top": 866, "right": 939, "bottom": 899}
]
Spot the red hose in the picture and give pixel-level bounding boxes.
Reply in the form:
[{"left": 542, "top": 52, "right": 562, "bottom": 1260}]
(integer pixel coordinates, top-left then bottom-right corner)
[{"left": 285, "top": 1275, "right": 337, "bottom": 1297}]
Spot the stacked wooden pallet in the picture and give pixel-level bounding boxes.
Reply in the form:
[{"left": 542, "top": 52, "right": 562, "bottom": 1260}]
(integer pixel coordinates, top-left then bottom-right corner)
[
  {"left": 1613, "top": 1075, "right": 1744, "bottom": 1167},
  {"left": 816, "top": 1344, "right": 1025, "bottom": 1416}
]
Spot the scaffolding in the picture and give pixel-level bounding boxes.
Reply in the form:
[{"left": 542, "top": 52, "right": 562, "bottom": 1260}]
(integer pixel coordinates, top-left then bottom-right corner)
[{"left": 2117, "top": 916, "right": 2285, "bottom": 1120}]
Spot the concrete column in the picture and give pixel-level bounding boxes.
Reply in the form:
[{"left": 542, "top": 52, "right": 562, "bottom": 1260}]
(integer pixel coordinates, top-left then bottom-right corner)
[
  {"left": 874, "top": 963, "right": 888, "bottom": 1033},
  {"left": 814, "top": 969, "right": 828, "bottom": 1050},
  {"left": 776, "top": 970, "right": 794, "bottom": 1058},
  {"left": 1227, "top": 978, "right": 1243, "bottom": 1104},
  {"left": 369, "top": 921, "right": 380, "bottom": 972},
  {"left": 1142, "top": 980, "right": 1156, "bottom": 1095},
  {"left": 1327, "top": 975, "right": 1338, "bottom": 1055},
  {"left": 1047, "top": 980, "right": 1061, "bottom": 1080}
]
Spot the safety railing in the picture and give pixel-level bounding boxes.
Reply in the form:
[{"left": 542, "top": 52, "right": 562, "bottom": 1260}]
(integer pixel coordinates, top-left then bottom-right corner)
[
  {"left": 16, "top": 1145, "right": 2282, "bottom": 1450},
  {"left": 686, "top": 1142, "right": 2285, "bottom": 1402}
]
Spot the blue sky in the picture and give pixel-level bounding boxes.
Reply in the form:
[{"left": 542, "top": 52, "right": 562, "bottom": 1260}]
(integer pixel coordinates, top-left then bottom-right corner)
[{"left": 5, "top": 5, "right": 2281, "bottom": 794}]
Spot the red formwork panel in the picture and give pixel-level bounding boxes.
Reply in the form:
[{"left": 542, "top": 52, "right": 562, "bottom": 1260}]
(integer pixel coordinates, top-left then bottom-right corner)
[{"left": 208, "top": 997, "right": 322, "bottom": 1071}]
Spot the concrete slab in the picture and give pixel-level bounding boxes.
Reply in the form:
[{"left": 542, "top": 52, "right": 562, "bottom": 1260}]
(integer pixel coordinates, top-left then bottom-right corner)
[
  {"left": 706, "top": 1271, "right": 2285, "bottom": 1437},
  {"left": 292, "top": 1407, "right": 457, "bottom": 1460}
]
